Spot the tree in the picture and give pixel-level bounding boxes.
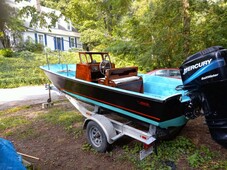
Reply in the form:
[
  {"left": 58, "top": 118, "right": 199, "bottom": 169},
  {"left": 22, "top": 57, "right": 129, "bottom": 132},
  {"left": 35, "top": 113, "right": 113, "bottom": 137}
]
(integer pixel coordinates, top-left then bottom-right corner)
[
  {"left": 183, "top": 0, "right": 190, "bottom": 58},
  {"left": 16, "top": 0, "right": 60, "bottom": 30},
  {"left": 0, "top": 0, "right": 61, "bottom": 49},
  {"left": 190, "top": 0, "right": 227, "bottom": 53},
  {"left": 0, "top": 0, "right": 24, "bottom": 48},
  {"left": 108, "top": 0, "right": 186, "bottom": 69},
  {"left": 41, "top": 0, "right": 227, "bottom": 70},
  {"left": 52, "top": 0, "right": 132, "bottom": 51}
]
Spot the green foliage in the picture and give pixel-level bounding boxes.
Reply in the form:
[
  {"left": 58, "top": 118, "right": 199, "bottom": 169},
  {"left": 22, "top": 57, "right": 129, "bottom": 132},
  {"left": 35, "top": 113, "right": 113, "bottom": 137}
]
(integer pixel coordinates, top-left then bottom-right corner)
[
  {"left": 0, "top": 106, "right": 30, "bottom": 116},
  {"left": 15, "top": 128, "right": 37, "bottom": 140},
  {"left": 58, "top": 0, "right": 132, "bottom": 51},
  {"left": 17, "top": 39, "right": 44, "bottom": 52},
  {"left": 0, "top": 48, "right": 14, "bottom": 58},
  {"left": 40, "top": 108, "right": 83, "bottom": 132},
  {"left": 0, "top": 0, "right": 25, "bottom": 48},
  {"left": 189, "top": 0, "right": 227, "bottom": 53},
  {"left": 107, "top": 0, "right": 186, "bottom": 70},
  {"left": 14, "top": 50, "right": 35, "bottom": 58},
  {"left": 40, "top": 106, "right": 84, "bottom": 138},
  {"left": 16, "top": 1, "right": 60, "bottom": 29},
  {"left": 0, "top": 116, "right": 29, "bottom": 132},
  {"left": 82, "top": 143, "right": 93, "bottom": 151},
  {"left": 39, "top": 0, "right": 227, "bottom": 71},
  {"left": 187, "top": 146, "right": 214, "bottom": 168},
  {"left": 0, "top": 102, "right": 226, "bottom": 169},
  {"left": 68, "top": 48, "right": 81, "bottom": 53},
  {"left": 9, "top": 0, "right": 227, "bottom": 71},
  {"left": 0, "top": 51, "right": 78, "bottom": 88},
  {"left": 122, "top": 136, "right": 225, "bottom": 169}
]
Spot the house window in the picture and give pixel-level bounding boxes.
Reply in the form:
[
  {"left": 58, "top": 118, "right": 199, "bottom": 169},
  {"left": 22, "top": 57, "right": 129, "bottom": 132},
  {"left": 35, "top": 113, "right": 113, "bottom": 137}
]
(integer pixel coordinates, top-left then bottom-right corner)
[
  {"left": 70, "top": 37, "right": 75, "bottom": 47},
  {"left": 38, "top": 34, "right": 44, "bottom": 45},
  {"left": 76, "top": 38, "right": 82, "bottom": 48},
  {"left": 26, "top": 36, "right": 33, "bottom": 42},
  {"left": 67, "top": 22, "right": 71, "bottom": 31}
]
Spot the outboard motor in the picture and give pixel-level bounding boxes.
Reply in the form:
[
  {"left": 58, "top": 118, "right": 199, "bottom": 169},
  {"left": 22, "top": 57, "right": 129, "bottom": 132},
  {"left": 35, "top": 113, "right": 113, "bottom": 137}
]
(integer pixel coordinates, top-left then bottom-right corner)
[{"left": 180, "top": 46, "right": 227, "bottom": 148}]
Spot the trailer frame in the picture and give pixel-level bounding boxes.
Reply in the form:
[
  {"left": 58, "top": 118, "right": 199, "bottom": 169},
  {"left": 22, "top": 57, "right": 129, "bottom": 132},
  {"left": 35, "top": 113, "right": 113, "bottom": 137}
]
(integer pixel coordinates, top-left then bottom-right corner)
[{"left": 65, "top": 94, "right": 156, "bottom": 160}]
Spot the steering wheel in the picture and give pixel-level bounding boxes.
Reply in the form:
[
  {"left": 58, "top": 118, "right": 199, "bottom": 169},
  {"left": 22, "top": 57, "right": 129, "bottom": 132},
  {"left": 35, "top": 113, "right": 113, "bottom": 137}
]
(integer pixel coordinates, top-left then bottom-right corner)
[{"left": 99, "top": 60, "right": 111, "bottom": 75}]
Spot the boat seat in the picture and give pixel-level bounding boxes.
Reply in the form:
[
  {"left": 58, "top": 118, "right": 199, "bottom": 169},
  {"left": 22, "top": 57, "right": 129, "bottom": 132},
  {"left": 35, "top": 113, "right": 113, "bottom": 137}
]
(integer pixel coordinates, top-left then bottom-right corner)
[
  {"left": 98, "top": 67, "right": 143, "bottom": 93},
  {"left": 111, "top": 76, "right": 141, "bottom": 84}
]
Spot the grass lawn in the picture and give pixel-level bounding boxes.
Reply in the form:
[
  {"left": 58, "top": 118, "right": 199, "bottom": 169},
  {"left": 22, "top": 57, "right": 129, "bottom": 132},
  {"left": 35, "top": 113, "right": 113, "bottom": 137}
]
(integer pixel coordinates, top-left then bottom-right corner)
[
  {"left": 0, "top": 103, "right": 226, "bottom": 169},
  {"left": 1, "top": 50, "right": 227, "bottom": 169},
  {"left": 0, "top": 50, "right": 134, "bottom": 88},
  {"left": 0, "top": 51, "right": 79, "bottom": 88}
]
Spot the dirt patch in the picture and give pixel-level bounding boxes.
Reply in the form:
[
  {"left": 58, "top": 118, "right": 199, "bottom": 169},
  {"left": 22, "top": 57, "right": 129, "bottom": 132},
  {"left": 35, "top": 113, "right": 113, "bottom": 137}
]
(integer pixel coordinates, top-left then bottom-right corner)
[
  {"left": 13, "top": 121, "right": 132, "bottom": 169},
  {"left": 181, "top": 116, "right": 226, "bottom": 154},
  {"left": 3, "top": 102, "right": 134, "bottom": 170},
  {"left": 1, "top": 101, "right": 227, "bottom": 169}
]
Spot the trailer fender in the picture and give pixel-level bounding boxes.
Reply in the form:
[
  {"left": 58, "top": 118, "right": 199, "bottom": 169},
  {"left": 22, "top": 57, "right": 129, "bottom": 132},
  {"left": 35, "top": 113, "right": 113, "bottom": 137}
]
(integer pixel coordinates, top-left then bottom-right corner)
[{"left": 83, "top": 114, "right": 117, "bottom": 144}]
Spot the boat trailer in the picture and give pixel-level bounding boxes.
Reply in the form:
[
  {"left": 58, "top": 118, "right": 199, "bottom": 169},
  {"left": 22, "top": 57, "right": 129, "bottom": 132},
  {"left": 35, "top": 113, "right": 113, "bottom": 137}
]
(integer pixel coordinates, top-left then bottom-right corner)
[
  {"left": 41, "top": 46, "right": 227, "bottom": 157},
  {"left": 44, "top": 85, "right": 156, "bottom": 160},
  {"left": 66, "top": 94, "right": 156, "bottom": 160}
]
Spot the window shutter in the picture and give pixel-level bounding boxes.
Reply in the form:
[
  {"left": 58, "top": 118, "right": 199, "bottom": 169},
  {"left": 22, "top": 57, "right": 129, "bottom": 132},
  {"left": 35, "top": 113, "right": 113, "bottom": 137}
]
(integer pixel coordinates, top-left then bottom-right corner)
[
  {"left": 44, "top": 34, "right": 47, "bottom": 46},
  {"left": 35, "top": 33, "right": 38, "bottom": 43},
  {"left": 75, "top": 37, "right": 77, "bottom": 48},
  {"left": 69, "top": 37, "right": 71, "bottom": 48},
  {"left": 54, "top": 37, "right": 56, "bottom": 50},
  {"left": 61, "top": 37, "right": 64, "bottom": 51}
]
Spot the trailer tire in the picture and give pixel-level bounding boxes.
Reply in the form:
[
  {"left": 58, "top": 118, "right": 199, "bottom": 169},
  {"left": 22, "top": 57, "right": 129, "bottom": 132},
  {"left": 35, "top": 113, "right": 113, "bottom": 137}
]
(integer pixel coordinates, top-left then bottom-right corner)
[{"left": 86, "top": 121, "right": 109, "bottom": 152}]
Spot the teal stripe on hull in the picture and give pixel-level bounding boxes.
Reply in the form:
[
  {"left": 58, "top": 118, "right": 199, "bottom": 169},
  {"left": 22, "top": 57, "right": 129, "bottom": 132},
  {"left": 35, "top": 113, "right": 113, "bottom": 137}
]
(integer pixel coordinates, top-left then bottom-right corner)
[
  {"left": 159, "top": 115, "right": 187, "bottom": 128},
  {"left": 63, "top": 90, "right": 187, "bottom": 128}
]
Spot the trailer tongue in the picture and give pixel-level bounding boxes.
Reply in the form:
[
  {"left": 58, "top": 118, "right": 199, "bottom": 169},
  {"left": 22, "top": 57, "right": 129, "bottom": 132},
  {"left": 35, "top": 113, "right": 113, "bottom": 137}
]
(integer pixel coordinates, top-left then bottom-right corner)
[{"left": 179, "top": 46, "right": 227, "bottom": 148}]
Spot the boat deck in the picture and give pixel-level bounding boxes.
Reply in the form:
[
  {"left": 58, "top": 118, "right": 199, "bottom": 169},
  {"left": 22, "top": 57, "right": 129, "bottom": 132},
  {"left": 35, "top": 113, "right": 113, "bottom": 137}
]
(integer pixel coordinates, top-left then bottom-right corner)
[{"left": 42, "top": 64, "right": 186, "bottom": 101}]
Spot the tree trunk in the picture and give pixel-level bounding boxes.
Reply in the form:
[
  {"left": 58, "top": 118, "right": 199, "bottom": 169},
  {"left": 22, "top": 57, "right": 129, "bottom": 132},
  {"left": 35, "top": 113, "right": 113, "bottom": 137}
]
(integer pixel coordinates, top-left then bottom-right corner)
[
  {"left": 1, "top": 31, "right": 10, "bottom": 48},
  {"left": 182, "top": 0, "right": 190, "bottom": 58}
]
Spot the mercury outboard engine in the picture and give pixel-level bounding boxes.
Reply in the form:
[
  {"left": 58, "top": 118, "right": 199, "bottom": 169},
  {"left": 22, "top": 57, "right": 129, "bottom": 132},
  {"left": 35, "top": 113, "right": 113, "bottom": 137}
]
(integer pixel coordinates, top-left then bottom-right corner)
[{"left": 180, "top": 46, "right": 227, "bottom": 148}]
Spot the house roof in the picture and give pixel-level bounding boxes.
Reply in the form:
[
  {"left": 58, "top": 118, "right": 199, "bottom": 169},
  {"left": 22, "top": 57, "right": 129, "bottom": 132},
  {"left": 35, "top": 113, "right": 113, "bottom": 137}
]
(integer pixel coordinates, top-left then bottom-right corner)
[
  {"left": 7, "top": 0, "right": 80, "bottom": 37},
  {"left": 26, "top": 27, "right": 80, "bottom": 37}
]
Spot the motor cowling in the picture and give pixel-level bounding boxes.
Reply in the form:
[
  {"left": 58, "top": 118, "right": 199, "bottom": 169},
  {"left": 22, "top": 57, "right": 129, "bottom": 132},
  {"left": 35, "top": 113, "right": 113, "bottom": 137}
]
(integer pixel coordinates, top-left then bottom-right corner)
[{"left": 180, "top": 46, "right": 227, "bottom": 148}]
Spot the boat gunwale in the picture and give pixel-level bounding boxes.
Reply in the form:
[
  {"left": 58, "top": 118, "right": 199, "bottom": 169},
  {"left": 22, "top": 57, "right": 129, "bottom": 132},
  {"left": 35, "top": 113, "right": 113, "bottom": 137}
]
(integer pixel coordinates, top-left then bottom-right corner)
[{"left": 40, "top": 64, "right": 183, "bottom": 102}]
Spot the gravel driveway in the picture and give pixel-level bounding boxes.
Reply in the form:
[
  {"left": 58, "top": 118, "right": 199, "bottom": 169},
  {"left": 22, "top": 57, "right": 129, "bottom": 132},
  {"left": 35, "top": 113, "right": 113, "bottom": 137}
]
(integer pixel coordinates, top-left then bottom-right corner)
[{"left": 0, "top": 86, "right": 64, "bottom": 110}]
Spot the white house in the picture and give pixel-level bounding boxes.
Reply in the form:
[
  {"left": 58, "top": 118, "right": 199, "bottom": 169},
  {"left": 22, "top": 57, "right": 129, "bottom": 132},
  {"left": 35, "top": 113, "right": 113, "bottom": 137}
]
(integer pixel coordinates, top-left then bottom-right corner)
[{"left": 6, "top": 0, "right": 82, "bottom": 51}]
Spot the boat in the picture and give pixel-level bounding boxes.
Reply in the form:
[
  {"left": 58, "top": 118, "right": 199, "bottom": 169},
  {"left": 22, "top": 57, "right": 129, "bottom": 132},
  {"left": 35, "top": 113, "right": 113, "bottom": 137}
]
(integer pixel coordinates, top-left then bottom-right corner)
[
  {"left": 40, "top": 47, "right": 227, "bottom": 150},
  {"left": 40, "top": 52, "right": 188, "bottom": 129}
]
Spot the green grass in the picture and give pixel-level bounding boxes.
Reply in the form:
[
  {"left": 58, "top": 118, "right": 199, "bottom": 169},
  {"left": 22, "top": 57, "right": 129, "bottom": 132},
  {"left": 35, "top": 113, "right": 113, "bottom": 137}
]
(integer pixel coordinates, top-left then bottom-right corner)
[
  {"left": 0, "top": 116, "right": 29, "bottom": 132},
  {"left": 0, "top": 104, "right": 226, "bottom": 169},
  {"left": 13, "top": 128, "right": 37, "bottom": 140},
  {"left": 0, "top": 105, "right": 30, "bottom": 116},
  {"left": 0, "top": 104, "right": 84, "bottom": 139},
  {"left": 0, "top": 50, "right": 145, "bottom": 88},
  {"left": 121, "top": 136, "right": 227, "bottom": 170},
  {"left": 40, "top": 108, "right": 83, "bottom": 126},
  {"left": 0, "top": 106, "right": 32, "bottom": 136},
  {"left": 0, "top": 51, "right": 79, "bottom": 88},
  {"left": 39, "top": 107, "right": 84, "bottom": 136}
]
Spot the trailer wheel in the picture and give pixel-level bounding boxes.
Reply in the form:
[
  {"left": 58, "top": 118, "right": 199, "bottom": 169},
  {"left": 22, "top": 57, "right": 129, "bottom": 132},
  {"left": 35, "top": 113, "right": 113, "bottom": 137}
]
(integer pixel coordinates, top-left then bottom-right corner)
[{"left": 86, "top": 121, "right": 109, "bottom": 152}]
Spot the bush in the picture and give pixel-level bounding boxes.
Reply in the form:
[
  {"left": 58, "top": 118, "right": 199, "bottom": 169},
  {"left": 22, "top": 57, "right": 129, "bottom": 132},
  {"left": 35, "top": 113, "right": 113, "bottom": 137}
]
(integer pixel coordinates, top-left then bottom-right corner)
[
  {"left": 0, "top": 49, "right": 14, "bottom": 57},
  {"left": 68, "top": 48, "right": 81, "bottom": 52},
  {"left": 16, "top": 39, "right": 44, "bottom": 52},
  {"left": 14, "top": 50, "right": 35, "bottom": 58},
  {"left": 35, "top": 43, "right": 44, "bottom": 52}
]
